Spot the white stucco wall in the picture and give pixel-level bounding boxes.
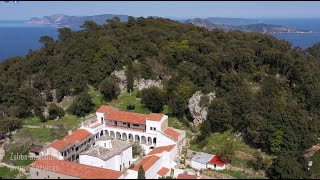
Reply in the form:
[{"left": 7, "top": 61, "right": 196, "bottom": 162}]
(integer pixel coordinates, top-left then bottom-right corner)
[
  {"left": 96, "top": 112, "right": 105, "bottom": 124},
  {"left": 170, "top": 145, "right": 178, "bottom": 163},
  {"left": 96, "top": 140, "right": 112, "bottom": 148},
  {"left": 44, "top": 147, "right": 63, "bottom": 160},
  {"left": 155, "top": 131, "right": 176, "bottom": 147},
  {"left": 191, "top": 160, "right": 206, "bottom": 170},
  {"left": 79, "top": 155, "right": 108, "bottom": 169},
  {"left": 146, "top": 120, "right": 161, "bottom": 135},
  {"left": 207, "top": 163, "right": 225, "bottom": 170},
  {"left": 145, "top": 156, "right": 163, "bottom": 179},
  {"left": 79, "top": 147, "right": 132, "bottom": 171},
  {"left": 120, "top": 147, "right": 133, "bottom": 169}
]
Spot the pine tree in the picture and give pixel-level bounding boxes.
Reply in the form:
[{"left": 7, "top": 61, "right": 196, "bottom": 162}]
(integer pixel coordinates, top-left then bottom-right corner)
[
  {"left": 127, "top": 59, "right": 134, "bottom": 93},
  {"left": 137, "top": 165, "right": 146, "bottom": 179}
]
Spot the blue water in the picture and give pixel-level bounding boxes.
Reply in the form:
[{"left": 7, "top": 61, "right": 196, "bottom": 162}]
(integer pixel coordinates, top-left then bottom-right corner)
[
  {"left": 257, "top": 18, "right": 320, "bottom": 49},
  {"left": 0, "top": 21, "right": 58, "bottom": 61},
  {"left": 0, "top": 19, "right": 320, "bottom": 62}
]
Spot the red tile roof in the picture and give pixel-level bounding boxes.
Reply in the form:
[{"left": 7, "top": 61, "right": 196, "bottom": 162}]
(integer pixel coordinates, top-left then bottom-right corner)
[
  {"left": 29, "top": 156, "right": 123, "bottom": 179},
  {"left": 177, "top": 174, "right": 198, "bottom": 179},
  {"left": 147, "top": 113, "right": 164, "bottom": 121},
  {"left": 209, "top": 155, "right": 225, "bottom": 166},
  {"left": 157, "top": 167, "right": 170, "bottom": 177},
  {"left": 96, "top": 105, "right": 116, "bottom": 114},
  {"left": 147, "top": 145, "right": 176, "bottom": 155},
  {"left": 164, "top": 128, "right": 180, "bottom": 141},
  {"left": 133, "top": 155, "right": 160, "bottom": 171},
  {"left": 49, "top": 129, "right": 92, "bottom": 151},
  {"left": 106, "top": 111, "right": 147, "bottom": 125}
]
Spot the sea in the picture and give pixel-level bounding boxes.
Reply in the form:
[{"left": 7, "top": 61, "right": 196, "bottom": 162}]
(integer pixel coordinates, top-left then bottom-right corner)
[{"left": 0, "top": 19, "right": 320, "bottom": 62}]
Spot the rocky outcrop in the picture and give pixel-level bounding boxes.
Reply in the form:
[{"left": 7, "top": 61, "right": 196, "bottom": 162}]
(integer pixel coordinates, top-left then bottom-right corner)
[
  {"left": 112, "top": 67, "right": 163, "bottom": 93},
  {"left": 112, "top": 69, "right": 127, "bottom": 93},
  {"left": 135, "top": 78, "right": 162, "bottom": 90},
  {"left": 188, "top": 91, "right": 215, "bottom": 126}
]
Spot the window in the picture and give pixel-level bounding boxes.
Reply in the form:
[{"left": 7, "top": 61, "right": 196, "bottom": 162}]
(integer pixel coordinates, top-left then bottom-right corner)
[
  {"left": 48, "top": 175, "right": 50, "bottom": 178},
  {"left": 129, "top": 161, "right": 130, "bottom": 165},
  {"left": 36, "top": 172, "right": 38, "bottom": 176},
  {"left": 154, "top": 127, "right": 156, "bottom": 130},
  {"left": 133, "top": 124, "right": 140, "bottom": 127},
  {"left": 150, "top": 127, "right": 152, "bottom": 130},
  {"left": 123, "top": 123, "right": 127, "bottom": 125},
  {"left": 58, "top": 177, "right": 60, "bottom": 179}
]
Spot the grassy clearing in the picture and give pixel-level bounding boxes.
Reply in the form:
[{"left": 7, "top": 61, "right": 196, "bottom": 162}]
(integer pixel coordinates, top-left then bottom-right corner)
[
  {"left": 88, "top": 85, "right": 107, "bottom": 110},
  {"left": 189, "top": 130, "right": 255, "bottom": 155},
  {"left": 216, "top": 169, "right": 249, "bottom": 179},
  {"left": 44, "top": 115, "right": 81, "bottom": 130},
  {"left": 23, "top": 115, "right": 82, "bottom": 130},
  {"left": 310, "top": 151, "right": 320, "bottom": 178},
  {"left": 168, "top": 117, "right": 190, "bottom": 131},
  {"left": 189, "top": 130, "right": 273, "bottom": 170},
  {"left": 15, "top": 128, "right": 67, "bottom": 143},
  {"left": 110, "top": 88, "right": 150, "bottom": 114},
  {"left": 60, "top": 96, "right": 74, "bottom": 110},
  {"left": 0, "top": 167, "right": 19, "bottom": 179},
  {"left": 2, "top": 141, "right": 36, "bottom": 167},
  {"left": 22, "top": 116, "right": 42, "bottom": 126}
]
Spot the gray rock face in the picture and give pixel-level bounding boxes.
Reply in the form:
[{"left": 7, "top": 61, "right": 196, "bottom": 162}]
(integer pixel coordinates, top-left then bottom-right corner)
[
  {"left": 112, "top": 67, "right": 163, "bottom": 93},
  {"left": 135, "top": 78, "right": 162, "bottom": 90},
  {"left": 188, "top": 91, "right": 215, "bottom": 125},
  {"left": 112, "top": 69, "right": 127, "bottom": 93}
]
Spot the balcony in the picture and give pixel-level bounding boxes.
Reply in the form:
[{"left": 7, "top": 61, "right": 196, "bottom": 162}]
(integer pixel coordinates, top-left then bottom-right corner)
[{"left": 105, "top": 124, "right": 145, "bottom": 132}]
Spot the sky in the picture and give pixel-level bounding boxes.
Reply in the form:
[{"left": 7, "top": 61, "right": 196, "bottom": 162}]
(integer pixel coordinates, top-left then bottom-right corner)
[{"left": 1, "top": 1, "right": 320, "bottom": 20}]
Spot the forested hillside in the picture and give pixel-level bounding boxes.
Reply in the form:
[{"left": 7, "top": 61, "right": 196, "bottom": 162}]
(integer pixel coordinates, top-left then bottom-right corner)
[{"left": 1, "top": 16, "right": 320, "bottom": 178}]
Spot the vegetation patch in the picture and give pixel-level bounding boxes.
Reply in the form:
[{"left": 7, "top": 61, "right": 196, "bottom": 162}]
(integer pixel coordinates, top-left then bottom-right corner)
[
  {"left": 14, "top": 127, "right": 67, "bottom": 143},
  {"left": 110, "top": 88, "right": 150, "bottom": 114},
  {"left": 0, "top": 167, "right": 19, "bottom": 179},
  {"left": 310, "top": 151, "right": 320, "bottom": 178}
]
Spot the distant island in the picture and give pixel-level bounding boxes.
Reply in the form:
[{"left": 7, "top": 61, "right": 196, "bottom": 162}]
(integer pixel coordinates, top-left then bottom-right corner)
[
  {"left": 185, "top": 18, "right": 312, "bottom": 34},
  {"left": 26, "top": 14, "right": 128, "bottom": 29},
  {"left": 26, "top": 14, "right": 312, "bottom": 34}
]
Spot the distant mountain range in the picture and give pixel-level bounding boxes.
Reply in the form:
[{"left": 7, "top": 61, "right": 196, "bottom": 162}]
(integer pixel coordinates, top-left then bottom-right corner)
[
  {"left": 27, "top": 14, "right": 128, "bottom": 29},
  {"left": 26, "top": 14, "right": 312, "bottom": 34},
  {"left": 185, "top": 18, "right": 312, "bottom": 34}
]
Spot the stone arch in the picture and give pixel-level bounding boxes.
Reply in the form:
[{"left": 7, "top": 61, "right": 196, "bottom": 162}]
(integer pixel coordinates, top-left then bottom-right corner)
[
  {"left": 122, "top": 133, "right": 127, "bottom": 141},
  {"left": 116, "top": 132, "right": 121, "bottom": 139},
  {"left": 110, "top": 131, "right": 115, "bottom": 139},
  {"left": 135, "top": 135, "right": 140, "bottom": 143},
  {"left": 147, "top": 137, "right": 152, "bottom": 145},
  {"left": 105, "top": 130, "right": 109, "bottom": 137},
  {"left": 128, "top": 134, "right": 134, "bottom": 141},
  {"left": 141, "top": 136, "right": 147, "bottom": 144}
]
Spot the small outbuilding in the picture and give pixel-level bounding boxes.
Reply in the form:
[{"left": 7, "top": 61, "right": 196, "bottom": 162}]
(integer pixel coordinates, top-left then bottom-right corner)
[
  {"left": 207, "top": 154, "right": 225, "bottom": 170},
  {"left": 190, "top": 152, "right": 213, "bottom": 170}
]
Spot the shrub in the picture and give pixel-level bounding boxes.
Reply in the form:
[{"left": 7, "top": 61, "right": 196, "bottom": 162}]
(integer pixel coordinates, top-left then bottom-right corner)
[{"left": 48, "top": 103, "right": 65, "bottom": 120}]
